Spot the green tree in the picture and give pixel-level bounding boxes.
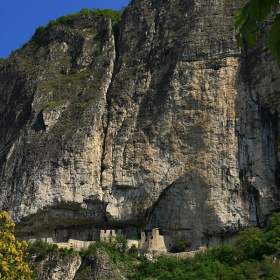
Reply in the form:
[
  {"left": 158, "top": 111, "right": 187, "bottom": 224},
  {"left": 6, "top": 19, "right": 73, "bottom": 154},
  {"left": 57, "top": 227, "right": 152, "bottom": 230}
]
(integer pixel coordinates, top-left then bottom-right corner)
[
  {"left": 0, "top": 211, "right": 32, "bottom": 279},
  {"left": 261, "top": 213, "right": 280, "bottom": 254},
  {"left": 27, "top": 238, "right": 60, "bottom": 261},
  {"left": 173, "top": 235, "right": 192, "bottom": 252},
  {"left": 235, "top": 0, "right": 280, "bottom": 67},
  {"left": 234, "top": 227, "right": 264, "bottom": 261}
]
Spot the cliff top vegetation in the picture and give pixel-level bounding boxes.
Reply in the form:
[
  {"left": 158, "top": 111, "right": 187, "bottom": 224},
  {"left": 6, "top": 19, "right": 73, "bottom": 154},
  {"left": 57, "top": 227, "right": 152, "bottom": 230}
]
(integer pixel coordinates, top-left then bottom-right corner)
[{"left": 30, "top": 8, "right": 123, "bottom": 42}]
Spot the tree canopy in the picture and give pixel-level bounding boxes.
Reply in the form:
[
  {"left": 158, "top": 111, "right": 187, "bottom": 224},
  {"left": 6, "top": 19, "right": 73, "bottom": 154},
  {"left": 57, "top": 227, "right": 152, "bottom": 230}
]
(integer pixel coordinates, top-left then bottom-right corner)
[
  {"left": 0, "top": 211, "right": 32, "bottom": 280},
  {"left": 235, "top": 0, "right": 280, "bottom": 67}
]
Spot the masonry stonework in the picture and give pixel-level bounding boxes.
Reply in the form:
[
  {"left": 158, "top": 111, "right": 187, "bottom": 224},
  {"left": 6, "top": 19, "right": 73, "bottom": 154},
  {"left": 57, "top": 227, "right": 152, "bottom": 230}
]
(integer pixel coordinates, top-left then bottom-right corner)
[{"left": 139, "top": 228, "right": 175, "bottom": 252}]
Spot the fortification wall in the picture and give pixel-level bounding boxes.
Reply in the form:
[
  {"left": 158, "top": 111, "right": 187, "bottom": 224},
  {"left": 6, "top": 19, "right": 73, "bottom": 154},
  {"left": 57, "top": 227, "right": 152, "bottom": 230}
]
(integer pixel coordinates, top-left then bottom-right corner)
[
  {"left": 24, "top": 228, "right": 175, "bottom": 252},
  {"left": 140, "top": 228, "right": 175, "bottom": 252},
  {"left": 127, "top": 239, "right": 139, "bottom": 248}
]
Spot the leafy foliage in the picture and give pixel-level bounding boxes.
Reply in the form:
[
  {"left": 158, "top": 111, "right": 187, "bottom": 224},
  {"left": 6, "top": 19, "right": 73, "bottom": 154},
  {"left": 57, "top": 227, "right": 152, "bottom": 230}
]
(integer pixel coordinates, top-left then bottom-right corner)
[
  {"left": 23, "top": 213, "right": 280, "bottom": 279},
  {"left": 28, "top": 238, "right": 60, "bottom": 261},
  {"left": 129, "top": 213, "right": 280, "bottom": 279},
  {"left": 173, "top": 235, "right": 192, "bottom": 252},
  {"left": 0, "top": 211, "right": 32, "bottom": 280},
  {"left": 74, "top": 234, "right": 136, "bottom": 279},
  {"left": 128, "top": 244, "right": 138, "bottom": 258},
  {"left": 235, "top": 0, "right": 280, "bottom": 67},
  {"left": 31, "top": 26, "right": 45, "bottom": 41},
  {"left": 80, "top": 234, "right": 129, "bottom": 264}
]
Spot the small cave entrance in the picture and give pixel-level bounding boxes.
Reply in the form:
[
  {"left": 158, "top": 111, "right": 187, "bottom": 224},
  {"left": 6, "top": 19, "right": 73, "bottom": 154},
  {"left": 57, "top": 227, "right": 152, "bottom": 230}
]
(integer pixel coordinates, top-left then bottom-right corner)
[{"left": 31, "top": 110, "right": 46, "bottom": 132}]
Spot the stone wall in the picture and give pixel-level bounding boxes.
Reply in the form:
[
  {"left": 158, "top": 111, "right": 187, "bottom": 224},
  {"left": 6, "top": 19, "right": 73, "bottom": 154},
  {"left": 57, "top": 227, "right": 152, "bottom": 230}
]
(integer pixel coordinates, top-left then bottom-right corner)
[
  {"left": 100, "top": 229, "right": 123, "bottom": 242},
  {"left": 24, "top": 228, "right": 139, "bottom": 251},
  {"left": 139, "top": 228, "right": 175, "bottom": 252}
]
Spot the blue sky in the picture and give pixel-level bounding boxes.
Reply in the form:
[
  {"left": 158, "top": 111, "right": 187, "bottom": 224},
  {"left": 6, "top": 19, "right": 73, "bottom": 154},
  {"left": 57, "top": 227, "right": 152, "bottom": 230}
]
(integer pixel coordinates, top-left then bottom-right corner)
[{"left": 0, "top": 0, "right": 131, "bottom": 58}]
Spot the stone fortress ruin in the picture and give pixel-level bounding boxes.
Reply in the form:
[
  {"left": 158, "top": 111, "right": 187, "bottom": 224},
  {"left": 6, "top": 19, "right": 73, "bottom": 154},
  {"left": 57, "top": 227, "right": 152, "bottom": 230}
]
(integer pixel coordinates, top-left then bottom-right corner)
[
  {"left": 22, "top": 223, "right": 239, "bottom": 254},
  {"left": 139, "top": 228, "right": 175, "bottom": 252},
  {"left": 24, "top": 227, "right": 177, "bottom": 252}
]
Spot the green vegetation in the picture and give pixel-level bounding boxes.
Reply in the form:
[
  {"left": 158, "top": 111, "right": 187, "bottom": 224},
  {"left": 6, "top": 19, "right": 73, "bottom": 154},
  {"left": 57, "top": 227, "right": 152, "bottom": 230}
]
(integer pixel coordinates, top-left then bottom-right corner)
[
  {"left": 235, "top": 0, "right": 280, "bottom": 67},
  {"left": 27, "top": 239, "right": 79, "bottom": 279},
  {"left": 74, "top": 234, "right": 138, "bottom": 279},
  {"left": 0, "top": 211, "right": 32, "bottom": 280},
  {"left": 129, "top": 213, "right": 280, "bottom": 279},
  {"left": 31, "top": 26, "right": 46, "bottom": 41},
  {"left": 172, "top": 235, "right": 192, "bottom": 252},
  {"left": 25, "top": 213, "right": 280, "bottom": 279},
  {"left": 82, "top": 214, "right": 280, "bottom": 279},
  {"left": 31, "top": 8, "right": 123, "bottom": 42},
  {"left": 79, "top": 234, "right": 131, "bottom": 264},
  {"left": 44, "top": 99, "right": 69, "bottom": 109},
  {"left": 27, "top": 238, "right": 77, "bottom": 262}
]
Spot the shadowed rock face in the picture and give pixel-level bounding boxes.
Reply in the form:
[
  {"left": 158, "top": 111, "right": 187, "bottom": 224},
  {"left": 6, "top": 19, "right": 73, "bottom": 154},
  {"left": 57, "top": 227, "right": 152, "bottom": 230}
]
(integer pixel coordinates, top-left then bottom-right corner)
[{"left": 0, "top": 0, "right": 280, "bottom": 249}]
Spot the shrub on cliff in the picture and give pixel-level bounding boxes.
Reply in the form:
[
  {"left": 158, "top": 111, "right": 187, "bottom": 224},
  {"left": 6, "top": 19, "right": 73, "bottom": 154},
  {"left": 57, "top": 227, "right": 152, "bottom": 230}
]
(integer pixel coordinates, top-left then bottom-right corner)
[
  {"left": 81, "top": 234, "right": 129, "bottom": 264},
  {"left": 172, "top": 235, "right": 192, "bottom": 252},
  {"left": 0, "top": 211, "right": 32, "bottom": 280},
  {"left": 27, "top": 238, "right": 59, "bottom": 261}
]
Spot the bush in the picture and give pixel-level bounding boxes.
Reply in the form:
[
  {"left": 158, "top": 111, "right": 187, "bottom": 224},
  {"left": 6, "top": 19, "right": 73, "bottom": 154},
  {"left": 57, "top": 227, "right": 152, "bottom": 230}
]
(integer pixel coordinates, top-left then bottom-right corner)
[
  {"left": 80, "top": 234, "right": 129, "bottom": 264},
  {"left": 209, "top": 244, "right": 237, "bottom": 266},
  {"left": 128, "top": 244, "right": 138, "bottom": 258},
  {"left": 31, "top": 26, "right": 46, "bottom": 41},
  {"left": 24, "top": 214, "right": 280, "bottom": 279},
  {"left": 129, "top": 214, "right": 280, "bottom": 279},
  {"left": 91, "top": 9, "right": 123, "bottom": 25},
  {"left": 59, "top": 247, "right": 77, "bottom": 257},
  {"left": 172, "top": 235, "right": 192, "bottom": 252},
  {"left": 0, "top": 211, "right": 32, "bottom": 279},
  {"left": 28, "top": 239, "right": 58, "bottom": 261}
]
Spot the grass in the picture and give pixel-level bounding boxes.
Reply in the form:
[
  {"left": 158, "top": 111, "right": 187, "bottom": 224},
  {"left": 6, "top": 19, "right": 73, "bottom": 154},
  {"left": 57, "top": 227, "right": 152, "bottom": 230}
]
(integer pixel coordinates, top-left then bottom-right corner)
[{"left": 45, "top": 99, "right": 69, "bottom": 109}]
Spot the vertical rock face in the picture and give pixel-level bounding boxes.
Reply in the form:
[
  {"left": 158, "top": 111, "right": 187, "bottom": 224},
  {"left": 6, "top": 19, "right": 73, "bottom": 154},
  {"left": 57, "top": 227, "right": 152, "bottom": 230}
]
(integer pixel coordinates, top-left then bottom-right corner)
[
  {"left": 0, "top": 15, "right": 115, "bottom": 234},
  {"left": 32, "top": 253, "right": 81, "bottom": 280},
  {"left": 0, "top": 0, "right": 280, "bottom": 248},
  {"left": 78, "top": 248, "right": 124, "bottom": 280}
]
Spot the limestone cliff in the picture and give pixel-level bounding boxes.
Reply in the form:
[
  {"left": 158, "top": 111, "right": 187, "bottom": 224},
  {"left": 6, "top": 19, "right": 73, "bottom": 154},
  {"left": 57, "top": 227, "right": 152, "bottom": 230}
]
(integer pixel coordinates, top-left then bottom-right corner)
[
  {"left": 31, "top": 249, "right": 123, "bottom": 280},
  {"left": 0, "top": 0, "right": 280, "bottom": 249},
  {"left": 32, "top": 252, "right": 81, "bottom": 280}
]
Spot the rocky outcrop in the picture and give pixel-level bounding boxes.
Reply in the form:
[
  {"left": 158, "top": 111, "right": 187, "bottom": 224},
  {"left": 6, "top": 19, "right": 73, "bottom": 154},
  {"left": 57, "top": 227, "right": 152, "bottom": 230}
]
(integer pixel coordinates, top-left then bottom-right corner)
[
  {"left": 73, "top": 248, "right": 124, "bottom": 280},
  {"left": 0, "top": 0, "right": 280, "bottom": 249},
  {"left": 0, "top": 14, "right": 114, "bottom": 235},
  {"left": 32, "top": 252, "right": 81, "bottom": 280}
]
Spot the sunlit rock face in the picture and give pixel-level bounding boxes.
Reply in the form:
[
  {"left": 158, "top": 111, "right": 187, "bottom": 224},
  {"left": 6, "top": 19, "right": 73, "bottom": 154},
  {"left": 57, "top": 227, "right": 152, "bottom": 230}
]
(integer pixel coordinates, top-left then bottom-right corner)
[{"left": 0, "top": 0, "right": 280, "bottom": 249}]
